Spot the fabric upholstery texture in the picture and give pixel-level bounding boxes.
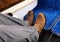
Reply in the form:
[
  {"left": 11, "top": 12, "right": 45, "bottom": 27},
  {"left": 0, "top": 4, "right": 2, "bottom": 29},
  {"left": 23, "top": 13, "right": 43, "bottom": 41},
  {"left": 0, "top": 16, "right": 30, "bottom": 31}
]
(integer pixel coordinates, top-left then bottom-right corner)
[
  {"left": 24, "top": 0, "right": 60, "bottom": 36},
  {"left": 51, "top": 18, "right": 60, "bottom": 36},
  {"left": 33, "top": 0, "right": 60, "bottom": 30}
]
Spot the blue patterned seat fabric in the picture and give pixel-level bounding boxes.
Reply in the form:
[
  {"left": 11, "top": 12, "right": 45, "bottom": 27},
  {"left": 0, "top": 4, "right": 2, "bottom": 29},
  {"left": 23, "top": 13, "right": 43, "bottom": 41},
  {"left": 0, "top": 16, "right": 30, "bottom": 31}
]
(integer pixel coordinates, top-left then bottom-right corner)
[
  {"left": 24, "top": 0, "right": 60, "bottom": 36},
  {"left": 33, "top": 0, "right": 60, "bottom": 30},
  {"left": 51, "top": 18, "right": 60, "bottom": 36}
]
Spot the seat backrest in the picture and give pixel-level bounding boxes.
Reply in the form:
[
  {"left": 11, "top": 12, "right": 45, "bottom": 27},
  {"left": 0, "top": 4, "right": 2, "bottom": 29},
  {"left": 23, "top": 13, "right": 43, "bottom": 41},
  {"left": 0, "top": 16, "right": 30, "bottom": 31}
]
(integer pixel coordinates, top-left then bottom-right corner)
[{"left": 38, "top": 0, "right": 60, "bottom": 10}]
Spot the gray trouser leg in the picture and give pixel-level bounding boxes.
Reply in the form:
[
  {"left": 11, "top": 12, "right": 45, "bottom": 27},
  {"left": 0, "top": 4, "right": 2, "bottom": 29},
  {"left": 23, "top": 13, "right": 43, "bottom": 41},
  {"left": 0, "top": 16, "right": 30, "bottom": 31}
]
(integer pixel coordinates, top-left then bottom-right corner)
[
  {"left": 0, "top": 14, "right": 29, "bottom": 26},
  {"left": 0, "top": 25, "right": 39, "bottom": 42},
  {"left": 0, "top": 14, "right": 39, "bottom": 42}
]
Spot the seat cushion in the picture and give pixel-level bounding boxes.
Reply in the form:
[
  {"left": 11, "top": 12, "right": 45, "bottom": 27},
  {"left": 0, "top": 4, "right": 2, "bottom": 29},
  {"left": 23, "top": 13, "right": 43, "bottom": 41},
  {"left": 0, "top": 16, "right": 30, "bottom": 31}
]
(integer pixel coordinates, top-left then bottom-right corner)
[
  {"left": 24, "top": 0, "right": 60, "bottom": 30},
  {"left": 33, "top": 8, "right": 60, "bottom": 30},
  {"left": 36, "top": 0, "right": 60, "bottom": 10},
  {"left": 51, "top": 18, "right": 60, "bottom": 36},
  {"left": 33, "top": 0, "right": 60, "bottom": 30}
]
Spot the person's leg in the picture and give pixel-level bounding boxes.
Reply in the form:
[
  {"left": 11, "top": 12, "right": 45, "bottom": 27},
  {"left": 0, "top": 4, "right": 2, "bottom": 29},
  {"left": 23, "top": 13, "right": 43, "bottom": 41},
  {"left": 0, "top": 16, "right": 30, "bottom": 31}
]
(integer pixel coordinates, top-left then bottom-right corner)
[
  {"left": 0, "top": 13, "right": 46, "bottom": 42},
  {"left": 0, "top": 14, "right": 28, "bottom": 25},
  {"left": 0, "top": 10, "right": 34, "bottom": 26},
  {"left": 0, "top": 25, "right": 39, "bottom": 42}
]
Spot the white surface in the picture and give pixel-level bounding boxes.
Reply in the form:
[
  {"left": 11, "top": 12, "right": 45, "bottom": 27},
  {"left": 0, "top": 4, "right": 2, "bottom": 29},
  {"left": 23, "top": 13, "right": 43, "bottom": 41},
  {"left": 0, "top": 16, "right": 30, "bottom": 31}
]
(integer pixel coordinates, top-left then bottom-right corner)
[
  {"left": 13, "top": 0, "right": 37, "bottom": 20},
  {"left": 1, "top": 0, "right": 37, "bottom": 20}
]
